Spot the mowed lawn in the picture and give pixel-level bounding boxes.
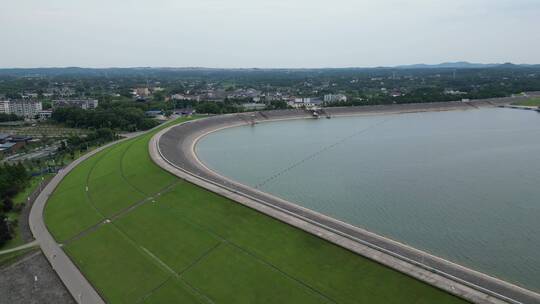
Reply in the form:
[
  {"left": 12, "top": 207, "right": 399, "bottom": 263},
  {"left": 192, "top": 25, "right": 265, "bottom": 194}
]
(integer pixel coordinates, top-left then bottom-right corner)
[{"left": 44, "top": 117, "right": 468, "bottom": 304}]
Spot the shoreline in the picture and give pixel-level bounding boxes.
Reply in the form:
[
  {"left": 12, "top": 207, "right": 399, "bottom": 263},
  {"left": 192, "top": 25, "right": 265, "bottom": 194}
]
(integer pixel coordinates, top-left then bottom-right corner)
[{"left": 152, "top": 96, "right": 540, "bottom": 304}]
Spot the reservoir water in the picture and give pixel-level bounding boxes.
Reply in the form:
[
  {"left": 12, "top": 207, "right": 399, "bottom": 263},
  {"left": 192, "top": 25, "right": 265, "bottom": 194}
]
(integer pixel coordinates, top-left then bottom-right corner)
[{"left": 196, "top": 108, "right": 540, "bottom": 292}]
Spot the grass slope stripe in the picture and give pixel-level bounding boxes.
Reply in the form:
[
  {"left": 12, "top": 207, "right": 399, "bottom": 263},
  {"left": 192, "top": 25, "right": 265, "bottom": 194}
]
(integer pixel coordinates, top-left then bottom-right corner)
[{"left": 45, "top": 117, "right": 468, "bottom": 304}]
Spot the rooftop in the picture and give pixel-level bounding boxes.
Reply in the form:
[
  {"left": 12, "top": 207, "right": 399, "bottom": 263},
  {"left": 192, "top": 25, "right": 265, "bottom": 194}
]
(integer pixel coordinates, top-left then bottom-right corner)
[{"left": 0, "top": 142, "right": 17, "bottom": 149}]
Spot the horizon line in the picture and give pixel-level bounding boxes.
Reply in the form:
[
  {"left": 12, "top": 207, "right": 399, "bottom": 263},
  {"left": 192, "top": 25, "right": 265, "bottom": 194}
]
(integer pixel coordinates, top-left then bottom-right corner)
[{"left": 1, "top": 62, "right": 539, "bottom": 70}]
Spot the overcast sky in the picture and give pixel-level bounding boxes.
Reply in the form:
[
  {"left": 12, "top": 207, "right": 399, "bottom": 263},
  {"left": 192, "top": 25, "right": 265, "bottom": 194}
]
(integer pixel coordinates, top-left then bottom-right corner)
[{"left": 1, "top": 0, "right": 539, "bottom": 68}]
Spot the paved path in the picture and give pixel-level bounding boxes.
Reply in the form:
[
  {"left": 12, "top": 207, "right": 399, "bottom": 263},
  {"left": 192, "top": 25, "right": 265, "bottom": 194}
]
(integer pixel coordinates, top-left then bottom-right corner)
[
  {"left": 19, "top": 176, "right": 54, "bottom": 244},
  {"left": 28, "top": 132, "right": 142, "bottom": 304},
  {"left": 0, "top": 240, "right": 38, "bottom": 256},
  {"left": 152, "top": 103, "right": 540, "bottom": 304}
]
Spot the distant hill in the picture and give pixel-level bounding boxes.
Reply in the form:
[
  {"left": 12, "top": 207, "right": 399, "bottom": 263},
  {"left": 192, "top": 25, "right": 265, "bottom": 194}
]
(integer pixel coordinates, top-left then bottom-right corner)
[
  {"left": 0, "top": 62, "right": 539, "bottom": 77},
  {"left": 396, "top": 62, "right": 501, "bottom": 69}
]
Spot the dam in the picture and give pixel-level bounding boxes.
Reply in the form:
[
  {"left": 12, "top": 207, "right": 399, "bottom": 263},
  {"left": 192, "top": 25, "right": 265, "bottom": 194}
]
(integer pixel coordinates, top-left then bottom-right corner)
[{"left": 155, "top": 99, "right": 540, "bottom": 304}]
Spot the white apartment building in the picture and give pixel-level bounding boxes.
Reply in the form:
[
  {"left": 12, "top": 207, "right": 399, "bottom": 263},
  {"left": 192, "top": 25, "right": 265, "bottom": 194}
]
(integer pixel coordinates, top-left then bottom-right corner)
[
  {"left": 0, "top": 100, "right": 10, "bottom": 114},
  {"left": 323, "top": 94, "right": 348, "bottom": 103},
  {"left": 9, "top": 100, "right": 43, "bottom": 118},
  {"left": 0, "top": 100, "right": 43, "bottom": 118},
  {"left": 53, "top": 99, "right": 99, "bottom": 110},
  {"left": 38, "top": 110, "right": 53, "bottom": 120}
]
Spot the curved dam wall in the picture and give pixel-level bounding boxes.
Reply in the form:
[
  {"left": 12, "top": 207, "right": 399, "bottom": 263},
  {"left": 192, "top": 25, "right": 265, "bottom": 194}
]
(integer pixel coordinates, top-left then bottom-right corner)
[{"left": 155, "top": 99, "right": 540, "bottom": 304}]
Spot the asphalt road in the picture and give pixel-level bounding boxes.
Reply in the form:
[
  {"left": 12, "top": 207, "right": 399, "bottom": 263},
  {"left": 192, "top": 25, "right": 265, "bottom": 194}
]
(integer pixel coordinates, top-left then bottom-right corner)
[{"left": 156, "top": 101, "right": 540, "bottom": 304}]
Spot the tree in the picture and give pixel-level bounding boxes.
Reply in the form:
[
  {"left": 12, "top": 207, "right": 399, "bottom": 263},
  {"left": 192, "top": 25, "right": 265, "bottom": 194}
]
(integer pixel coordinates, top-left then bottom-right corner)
[
  {"left": 153, "top": 91, "right": 165, "bottom": 102},
  {"left": 268, "top": 100, "right": 288, "bottom": 110},
  {"left": 169, "top": 85, "right": 185, "bottom": 95},
  {"left": 95, "top": 128, "right": 116, "bottom": 141},
  {"left": 2, "top": 198, "right": 13, "bottom": 213},
  {"left": 0, "top": 163, "right": 30, "bottom": 199},
  {"left": 0, "top": 113, "right": 20, "bottom": 122},
  {"left": 195, "top": 102, "right": 221, "bottom": 114},
  {"left": 51, "top": 106, "right": 158, "bottom": 131},
  {"left": 42, "top": 100, "right": 53, "bottom": 110},
  {"left": 0, "top": 213, "right": 11, "bottom": 246}
]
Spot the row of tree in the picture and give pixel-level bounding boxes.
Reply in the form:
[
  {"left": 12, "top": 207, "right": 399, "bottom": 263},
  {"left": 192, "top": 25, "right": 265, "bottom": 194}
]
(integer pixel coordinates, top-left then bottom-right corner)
[
  {"left": 58, "top": 128, "right": 117, "bottom": 159},
  {"left": 0, "top": 163, "right": 30, "bottom": 246},
  {"left": 0, "top": 113, "right": 21, "bottom": 122},
  {"left": 51, "top": 106, "right": 159, "bottom": 132}
]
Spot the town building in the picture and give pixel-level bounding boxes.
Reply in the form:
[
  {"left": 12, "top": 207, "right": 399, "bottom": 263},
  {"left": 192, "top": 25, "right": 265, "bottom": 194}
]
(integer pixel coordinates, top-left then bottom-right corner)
[
  {"left": 324, "top": 94, "right": 348, "bottom": 103},
  {"left": 171, "top": 94, "right": 185, "bottom": 100},
  {"left": 10, "top": 135, "right": 32, "bottom": 143},
  {"left": 145, "top": 110, "right": 163, "bottom": 117},
  {"left": 0, "top": 100, "right": 10, "bottom": 114},
  {"left": 53, "top": 99, "right": 99, "bottom": 110},
  {"left": 133, "top": 88, "right": 150, "bottom": 97},
  {"left": 0, "top": 134, "right": 30, "bottom": 156},
  {"left": 2, "top": 100, "right": 43, "bottom": 118},
  {"left": 38, "top": 110, "right": 53, "bottom": 120},
  {"left": 261, "top": 93, "right": 283, "bottom": 102},
  {"left": 170, "top": 94, "right": 202, "bottom": 102},
  {"left": 52, "top": 87, "right": 76, "bottom": 97},
  {"left": 226, "top": 88, "right": 261, "bottom": 101},
  {"left": 241, "top": 103, "right": 267, "bottom": 111},
  {"left": 0, "top": 142, "right": 17, "bottom": 156},
  {"left": 288, "top": 97, "right": 323, "bottom": 109},
  {"left": 22, "top": 92, "right": 39, "bottom": 99},
  {"left": 444, "top": 89, "right": 467, "bottom": 96},
  {"left": 0, "top": 134, "right": 11, "bottom": 144}
]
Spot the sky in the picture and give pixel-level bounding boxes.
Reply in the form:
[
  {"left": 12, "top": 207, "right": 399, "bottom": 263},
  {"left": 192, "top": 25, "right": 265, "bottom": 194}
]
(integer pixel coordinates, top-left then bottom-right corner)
[{"left": 1, "top": 0, "right": 539, "bottom": 68}]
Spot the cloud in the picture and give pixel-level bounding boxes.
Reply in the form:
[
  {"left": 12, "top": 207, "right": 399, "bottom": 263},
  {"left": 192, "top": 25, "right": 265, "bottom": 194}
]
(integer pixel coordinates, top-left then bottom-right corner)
[{"left": 0, "top": 0, "right": 539, "bottom": 67}]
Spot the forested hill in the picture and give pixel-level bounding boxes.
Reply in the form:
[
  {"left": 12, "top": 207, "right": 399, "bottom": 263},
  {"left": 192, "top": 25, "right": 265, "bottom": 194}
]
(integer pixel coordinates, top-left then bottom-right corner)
[{"left": 0, "top": 63, "right": 539, "bottom": 77}]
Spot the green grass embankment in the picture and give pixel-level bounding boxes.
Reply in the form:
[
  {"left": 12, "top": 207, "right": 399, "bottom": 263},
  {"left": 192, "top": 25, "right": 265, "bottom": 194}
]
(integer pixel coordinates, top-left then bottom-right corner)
[{"left": 44, "top": 117, "right": 468, "bottom": 304}]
